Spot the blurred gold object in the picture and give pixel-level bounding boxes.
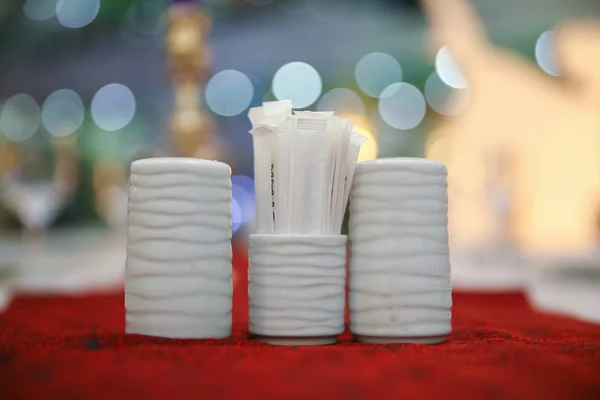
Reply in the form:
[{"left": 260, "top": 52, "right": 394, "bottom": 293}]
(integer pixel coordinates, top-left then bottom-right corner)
[
  {"left": 422, "top": 0, "right": 600, "bottom": 254},
  {"left": 92, "top": 159, "right": 127, "bottom": 228},
  {"left": 0, "top": 142, "right": 20, "bottom": 178},
  {"left": 166, "top": 5, "right": 215, "bottom": 158},
  {"left": 52, "top": 135, "right": 79, "bottom": 196},
  {"left": 0, "top": 141, "right": 20, "bottom": 227},
  {"left": 167, "top": 7, "right": 211, "bottom": 81}
]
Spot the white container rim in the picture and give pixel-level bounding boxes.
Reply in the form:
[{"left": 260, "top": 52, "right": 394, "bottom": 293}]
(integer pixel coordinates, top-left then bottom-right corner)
[
  {"left": 250, "top": 234, "right": 347, "bottom": 246},
  {"left": 355, "top": 157, "right": 446, "bottom": 173},
  {"left": 131, "top": 157, "right": 231, "bottom": 176}
]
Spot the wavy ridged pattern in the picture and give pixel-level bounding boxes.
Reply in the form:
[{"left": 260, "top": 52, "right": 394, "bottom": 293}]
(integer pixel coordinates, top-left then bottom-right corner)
[
  {"left": 248, "top": 235, "right": 347, "bottom": 340},
  {"left": 125, "top": 158, "right": 232, "bottom": 339},
  {"left": 349, "top": 158, "right": 452, "bottom": 342}
]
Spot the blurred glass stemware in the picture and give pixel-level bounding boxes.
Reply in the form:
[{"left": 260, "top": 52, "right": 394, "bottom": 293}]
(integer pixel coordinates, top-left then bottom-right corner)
[
  {"left": 0, "top": 134, "right": 79, "bottom": 280},
  {"left": 2, "top": 135, "right": 78, "bottom": 230}
]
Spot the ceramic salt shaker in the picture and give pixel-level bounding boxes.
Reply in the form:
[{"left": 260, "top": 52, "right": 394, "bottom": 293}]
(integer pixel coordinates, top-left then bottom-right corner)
[
  {"left": 248, "top": 234, "right": 347, "bottom": 345},
  {"left": 349, "top": 158, "right": 452, "bottom": 344},
  {"left": 125, "top": 158, "right": 233, "bottom": 339}
]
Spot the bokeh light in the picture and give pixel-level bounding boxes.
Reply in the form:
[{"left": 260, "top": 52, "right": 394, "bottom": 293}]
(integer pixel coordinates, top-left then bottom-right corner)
[
  {"left": 378, "top": 83, "right": 426, "bottom": 130},
  {"left": 23, "top": 0, "right": 56, "bottom": 21},
  {"left": 0, "top": 94, "right": 41, "bottom": 142},
  {"left": 355, "top": 52, "right": 403, "bottom": 98},
  {"left": 205, "top": 70, "right": 254, "bottom": 117},
  {"left": 425, "top": 129, "right": 451, "bottom": 165},
  {"left": 262, "top": 90, "right": 277, "bottom": 103},
  {"left": 424, "top": 71, "right": 468, "bottom": 116},
  {"left": 354, "top": 124, "right": 378, "bottom": 162},
  {"left": 232, "top": 175, "right": 256, "bottom": 224},
  {"left": 232, "top": 197, "right": 242, "bottom": 234},
  {"left": 120, "top": 1, "right": 165, "bottom": 47},
  {"left": 56, "top": 0, "right": 100, "bottom": 29},
  {"left": 231, "top": 175, "right": 256, "bottom": 198},
  {"left": 272, "top": 62, "right": 322, "bottom": 108},
  {"left": 435, "top": 45, "right": 468, "bottom": 89},
  {"left": 425, "top": 130, "right": 457, "bottom": 186},
  {"left": 42, "top": 89, "right": 85, "bottom": 137},
  {"left": 535, "top": 30, "right": 560, "bottom": 76},
  {"left": 316, "top": 88, "right": 365, "bottom": 119},
  {"left": 231, "top": 189, "right": 256, "bottom": 223},
  {"left": 124, "top": 1, "right": 164, "bottom": 36},
  {"left": 91, "top": 83, "right": 136, "bottom": 131}
]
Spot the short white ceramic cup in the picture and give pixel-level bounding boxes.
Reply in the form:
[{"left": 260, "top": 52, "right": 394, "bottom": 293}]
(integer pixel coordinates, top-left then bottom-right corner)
[
  {"left": 248, "top": 234, "right": 347, "bottom": 345},
  {"left": 125, "top": 158, "right": 233, "bottom": 339},
  {"left": 349, "top": 158, "right": 452, "bottom": 344}
]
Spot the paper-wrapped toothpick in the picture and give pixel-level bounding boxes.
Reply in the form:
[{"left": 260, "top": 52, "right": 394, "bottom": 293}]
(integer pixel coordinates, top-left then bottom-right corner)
[{"left": 248, "top": 101, "right": 291, "bottom": 234}]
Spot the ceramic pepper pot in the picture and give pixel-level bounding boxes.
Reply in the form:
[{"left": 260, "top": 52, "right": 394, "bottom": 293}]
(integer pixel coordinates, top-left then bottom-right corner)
[
  {"left": 248, "top": 234, "right": 347, "bottom": 345},
  {"left": 349, "top": 158, "right": 452, "bottom": 344},
  {"left": 125, "top": 158, "right": 233, "bottom": 339}
]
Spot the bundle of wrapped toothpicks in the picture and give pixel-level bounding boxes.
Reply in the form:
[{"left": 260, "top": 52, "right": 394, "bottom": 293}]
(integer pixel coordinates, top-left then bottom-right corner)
[
  {"left": 248, "top": 100, "right": 365, "bottom": 235},
  {"left": 124, "top": 99, "right": 452, "bottom": 346}
]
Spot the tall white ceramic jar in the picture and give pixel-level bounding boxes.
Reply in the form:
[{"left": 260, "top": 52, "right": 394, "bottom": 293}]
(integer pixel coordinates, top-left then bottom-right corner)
[
  {"left": 349, "top": 158, "right": 452, "bottom": 344},
  {"left": 125, "top": 158, "right": 233, "bottom": 339},
  {"left": 248, "top": 234, "right": 347, "bottom": 345}
]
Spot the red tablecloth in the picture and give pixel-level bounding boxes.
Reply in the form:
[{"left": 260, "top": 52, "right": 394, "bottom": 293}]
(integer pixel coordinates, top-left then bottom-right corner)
[{"left": 1, "top": 248, "right": 600, "bottom": 399}]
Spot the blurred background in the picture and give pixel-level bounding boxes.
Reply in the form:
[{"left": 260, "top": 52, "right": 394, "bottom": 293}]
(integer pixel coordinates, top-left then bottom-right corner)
[{"left": 0, "top": 0, "right": 599, "bottom": 321}]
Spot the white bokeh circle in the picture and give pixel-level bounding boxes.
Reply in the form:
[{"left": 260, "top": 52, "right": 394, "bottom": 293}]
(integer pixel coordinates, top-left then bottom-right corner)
[
  {"left": 378, "top": 82, "right": 426, "bottom": 130},
  {"left": 272, "top": 62, "right": 322, "bottom": 108}
]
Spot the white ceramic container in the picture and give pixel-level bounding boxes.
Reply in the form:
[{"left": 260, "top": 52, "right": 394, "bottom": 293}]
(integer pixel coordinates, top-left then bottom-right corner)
[
  {"left": 349, "top": 158, "right": 452, "bottom": 344},
  {"left": 248, "top": 234, "right": 347, "bottom": 345},
  {"left": 125, "top": 158, "right": 232, "bottom": 339}
]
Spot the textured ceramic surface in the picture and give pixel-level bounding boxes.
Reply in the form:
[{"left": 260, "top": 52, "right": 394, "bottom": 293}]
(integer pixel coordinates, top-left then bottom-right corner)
[
  {"left": 249, "top": 234, "right": 347, "bottom": 345},
  {"left": 349, "top": 158, "right": 452, "bottom": 344},
  {"left": 125, "top": 158, "right": 233, "bottom": 339}
]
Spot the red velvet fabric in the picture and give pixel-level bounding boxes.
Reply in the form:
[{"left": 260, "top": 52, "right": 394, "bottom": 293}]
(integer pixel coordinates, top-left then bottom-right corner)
[{"left": 1, "top": 248, "right": 600, "bottom": 399}]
